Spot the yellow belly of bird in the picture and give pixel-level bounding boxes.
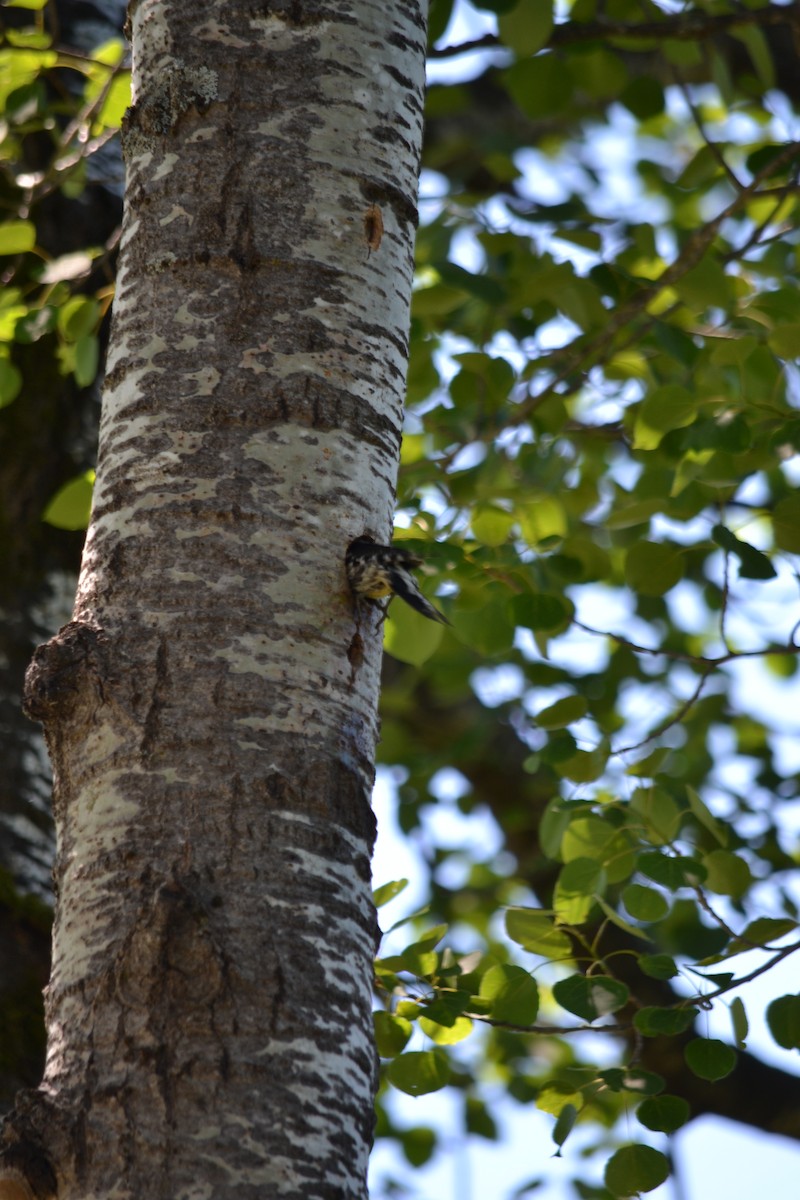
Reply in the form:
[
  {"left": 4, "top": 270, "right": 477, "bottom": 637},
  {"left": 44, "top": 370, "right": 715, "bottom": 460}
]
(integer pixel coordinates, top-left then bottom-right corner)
[{"left": 364, "top": 581, "right": 392, "bottom": 599}]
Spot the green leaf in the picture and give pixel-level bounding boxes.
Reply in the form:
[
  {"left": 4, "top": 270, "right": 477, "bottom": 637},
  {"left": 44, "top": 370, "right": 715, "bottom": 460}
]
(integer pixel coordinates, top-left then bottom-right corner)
[
  {"left": 717, "top": 917, "right": 798, "bottom": 960},
  {"left": 625, "top": 542, "right": 684, "bottom": 596},
  {"left": 684, "top": 1038, "right": 737, "bottom": 1081},
  {"left": 639, "top": 954, "right": 678, "bottom": 981},
  {"left": 674, "top": 258, "right": 731, "bottom": 311},
  {"left": 701, "top": 850, "right": 752, "bottom": 898},
  {"left": 516, "top": 494, "right": 568, "bottom": 546},
  {"left": 594, "top": 895, "right": 651, "bottom": 941},
  {"left": 417, "top": 992, "right": 470, "bottom": 1024},
  {"left": 387, "top": 1049, "right": 450, "bottom": 1096},
  {"left": 0, "top": 303, "right": 27, "bottom": 340},
  {"left": 634, "top": 1006, "right": 698, "bottom": 1037},
  {"left": 465, "top": 1096, "right": 498, "bottom": 1141},
  {"left": 395, "top": 1000, "right": 421, "bottom": 1019},
  {"left": 373, "top": 878, "right": 409, "bottom": 908},
  {"left": 418, "top": 1014, "right": 473, "bottom": 1044},
  {"left": 380, "top": 947, "right": 437, "bottom": 976},
  {"left": 599, "top": 1067, "right": 665, "bottom": 1097},
  {"left": 537, "top": 1087, "right": 583, "bottom": 1117},
  {"left": 479, "top": 963, "right": 539, "bottom": 1024},
  {"left": 552, "top": 1103, "right": 578, "bottom": 1154},
  {"left": 498, "top": 0, "right": 553, "bottom": 58},
  {"left": 471, "top": 504, "right": 515, "bottom": 547},
  {"left": 42, "top": 470, "right": 95, "bottom": 531},
  {"left": 384, "top": 601, "right": 446, "bottom": 665},
  {"left": 557, "top": 856, "right": 604, "bottom": 896},
  {"left": 636, "top": 1094, "right": 690, "bottom": 1134},
  {"left": 633, "top": 384, "right": 697, "bottom": 449},
  {"left": 625, "top": 748, "right": 669, "bottom": 779},
  {"left": 97, "top": 70, "right": 131, "bottom": 128},
  {"left": 412, "top": 281, "right": 467, "bottom": 317},
  {"left": 768, "top": 323, "right": 800, "bottom": 360},
  {"left": 540, "top": 798, "right": 573, "bottom": 860},
  {"left": 730, "top": 997, "right": 748, "bottom": 1049},
  {"left": 554, "top": 857, "right": 605, "bottom": 924},
  {"left": 58, "top": 297, "right": 100, "bottom": 342},
  {"left": 711, "top": 524, "right": 776, "bottom": 581},
  {"left": 400, "top": 1125, "right": 436, "bottom": 1167},
  {"left": 505, "top": 908, "right": 573, "bottom": 959},
  {"left": 552, "top": 974, "right": 629, "bottom": 1022},
  {"left": 428, "top": 0, "right": 454, "bottom": 44},
  {"left": 605, "top": 1145, "right": 669, "bottom": 1196},
  {"left": 0, "top": 359, "right": 22, "bottom": 408},
  {"left": 74, "top": 334, "right": 99, "bottom": 386},
  {"left": 638, "top": 852, "right": 706, "bottom": 890},
  {"left": 381, "top": 926, "right": 446, "bottom": 976},
  {"left": 628, "top": 787, "right": 682, "bottom": 845},
  {"left": 373, "top": 1011, "right": 412, "bottom": 1057},
  {"left": 504, "top": 55, "right": 572, "bottom": 120},
  {"left": 570, "top": 48, "right": 627, "bottom": 100},
  {"left": 535, "top": 694, "right": 588, "bottom": 730},
  {"left": 15, "top": 305, "right": 57, "bottom": 343},
  {"left": 511, "top": 591, "right": 571, "bottom": 632},
  {"left": 561, "top": 817, "right": 635, "bottom": 883},
  {"left": 766, "top": 994, "right": 800, "bottom": 1050},
  {"left": 622, "top": 884, "right": 668, "bottom": 923},
  {"left": 686, "top": 786, "right": 728, "bottom": 846},
  {"left": 411, "top": 924, "right": 448, "bottom": 953},
  {"left": 732, "top": 23, "right": 775, "bottom": 89},
  {"left": 438, "top": 266, "right": 506, "bottom": 307},
  {"left": 620, "top": 77, "right": 664, "bottom": 120},
  {"left": 452, "top": 597, "right": 514, "bottom": 656},
  {"left": 0, "top": 220, "right": 36, "bottom": 255},
  {"left": 772, "top": 495, "right": 800, "bottom": 553},
  {"left": 556, "top": 745, "right": 609, "bottom": 785}
]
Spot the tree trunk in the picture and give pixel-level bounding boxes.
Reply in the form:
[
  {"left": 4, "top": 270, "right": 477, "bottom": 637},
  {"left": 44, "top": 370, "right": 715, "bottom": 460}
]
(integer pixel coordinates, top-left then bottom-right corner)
[{"left": 0, "top": 1, "right": 428, "bottom": 1196}]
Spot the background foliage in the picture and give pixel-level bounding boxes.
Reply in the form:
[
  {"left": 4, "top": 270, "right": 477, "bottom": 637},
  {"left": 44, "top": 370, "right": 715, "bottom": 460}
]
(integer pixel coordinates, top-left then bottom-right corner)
[{"left": 2, "top": 1, "right": 800, "bottom": 1197}]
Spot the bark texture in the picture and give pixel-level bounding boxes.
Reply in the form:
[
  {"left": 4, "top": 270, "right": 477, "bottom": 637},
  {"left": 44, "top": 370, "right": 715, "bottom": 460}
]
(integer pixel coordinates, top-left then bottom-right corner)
[{"left": 1, "top": 1, "right": 428, "bottom": 1197}]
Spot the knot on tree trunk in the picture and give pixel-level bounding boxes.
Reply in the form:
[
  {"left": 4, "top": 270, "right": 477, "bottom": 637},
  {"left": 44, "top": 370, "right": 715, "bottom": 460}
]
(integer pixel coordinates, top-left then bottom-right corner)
[{"left": 22, "top": 621, "right": 107, "bottom": 727}]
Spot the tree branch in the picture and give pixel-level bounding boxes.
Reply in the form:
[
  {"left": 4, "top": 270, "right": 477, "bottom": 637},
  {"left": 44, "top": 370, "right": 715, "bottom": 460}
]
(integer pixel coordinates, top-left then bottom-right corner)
[
  {"left": 515, "top": 140, "right": 800, "bottom": 420},
  {"left": 429, "top": 4, "right": 796, "bottom": 60}
]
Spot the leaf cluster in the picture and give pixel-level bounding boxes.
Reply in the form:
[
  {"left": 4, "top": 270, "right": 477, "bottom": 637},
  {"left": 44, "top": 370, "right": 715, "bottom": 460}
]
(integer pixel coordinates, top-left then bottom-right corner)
[{"left": 374, "top": 0, "right": 800, "bottom": 1194}]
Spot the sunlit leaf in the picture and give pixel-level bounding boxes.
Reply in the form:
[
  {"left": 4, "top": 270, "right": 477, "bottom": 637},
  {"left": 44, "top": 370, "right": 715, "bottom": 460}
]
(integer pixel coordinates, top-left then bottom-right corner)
[
  {"left": 42, "top": 470, "right": 95, "bottom": 530},
  {"left": 479, "top": 963, "right": 539, "bottom": 1025}
]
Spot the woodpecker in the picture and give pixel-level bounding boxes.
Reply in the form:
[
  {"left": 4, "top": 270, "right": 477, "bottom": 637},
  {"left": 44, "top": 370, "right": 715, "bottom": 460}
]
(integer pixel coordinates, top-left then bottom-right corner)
[{"left": 346, "top": 535, "right": 450, "bottom": 625}]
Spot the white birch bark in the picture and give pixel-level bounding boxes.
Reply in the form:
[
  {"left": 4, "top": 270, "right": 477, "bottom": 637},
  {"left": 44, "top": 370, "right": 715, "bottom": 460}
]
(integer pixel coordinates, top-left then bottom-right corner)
[{"left": 1, "top": 1, "right": 428, "bottom": 1196}]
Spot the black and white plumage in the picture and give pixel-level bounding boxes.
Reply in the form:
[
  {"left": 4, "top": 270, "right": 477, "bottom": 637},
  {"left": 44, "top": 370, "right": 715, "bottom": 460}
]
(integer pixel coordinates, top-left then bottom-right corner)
[{"left": 345, "top": 536, "right": 450, "bottom": 625}]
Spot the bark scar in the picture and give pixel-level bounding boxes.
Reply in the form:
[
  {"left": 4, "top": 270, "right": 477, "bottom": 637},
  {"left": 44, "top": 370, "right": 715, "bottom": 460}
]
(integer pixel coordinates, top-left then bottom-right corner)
[
  {"left": 140, "top": 636, "right": 170, "bottom": 759},
  {"left": 363, "top": 203, "right": 384, "bottom": 255}
]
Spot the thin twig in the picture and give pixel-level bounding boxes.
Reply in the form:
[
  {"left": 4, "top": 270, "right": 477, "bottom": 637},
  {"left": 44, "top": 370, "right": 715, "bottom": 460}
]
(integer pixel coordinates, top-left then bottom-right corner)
[
  {"left": 673, "top": 76, "right": 744, "bottom": 192},
  {"left": 464, "top": 1013, "right": 630, "bottom": 1036},
  {"left": 613, "top": 668, "right": 716, "bottom": 757},
  {"left": 573, "top": 620, "right": 800, "bottom": 669},
  {"left": 683, "top": 939, "right": 800, "bottom": 1007},
  {"left": 719, "top": 544, "right": 733, "bottom": 654}
]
